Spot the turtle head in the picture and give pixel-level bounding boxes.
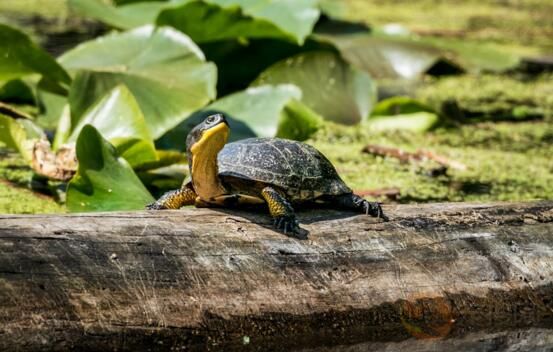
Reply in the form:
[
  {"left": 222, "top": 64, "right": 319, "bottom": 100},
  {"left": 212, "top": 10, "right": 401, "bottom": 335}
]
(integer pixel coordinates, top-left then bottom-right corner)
[
  {"left": 186, "top": 113, "right": 229, "bottom": 200},
  {"left": 186, "top": 113, "right": 229, "bottom": 158}
]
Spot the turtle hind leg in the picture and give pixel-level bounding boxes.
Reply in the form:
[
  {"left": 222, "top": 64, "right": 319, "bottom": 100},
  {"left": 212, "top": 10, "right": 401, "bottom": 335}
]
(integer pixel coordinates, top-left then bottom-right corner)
[
  {"left": 332, "top": 193, "right": 389, "bottom": 221},
  {"left": 261, "top": 186, "right": 308, "bottom": 239},
  {"left": 146, "top": 182, "right": 197, "bottom": 210}
]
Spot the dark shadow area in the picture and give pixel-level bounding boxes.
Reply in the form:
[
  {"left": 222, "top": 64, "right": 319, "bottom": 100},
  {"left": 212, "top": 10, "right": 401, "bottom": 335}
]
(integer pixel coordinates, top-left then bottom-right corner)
[
  {"left": 313, "top": 14, "right": 371, "bottom": 35},
  {"left": 426, "top": 58, "right": 465, "bottom": 77},
  {"left": 449, "top": 180, "right": 493, "bottom": 196},
  {"left": 27, "top": 284, "right": 552, "bottom": 352}
]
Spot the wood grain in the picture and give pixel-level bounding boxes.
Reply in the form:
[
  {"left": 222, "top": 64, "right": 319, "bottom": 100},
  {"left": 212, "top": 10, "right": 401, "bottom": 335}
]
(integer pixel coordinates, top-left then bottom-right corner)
[{"left": 0, "top": 201, "right": 552, "bottom": 351}]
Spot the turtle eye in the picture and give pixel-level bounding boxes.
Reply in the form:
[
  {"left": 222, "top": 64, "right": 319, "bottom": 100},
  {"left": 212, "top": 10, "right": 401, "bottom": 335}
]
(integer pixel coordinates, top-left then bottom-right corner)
[{"left": 206, "top": 115, "right": 216, "bottom": 124}]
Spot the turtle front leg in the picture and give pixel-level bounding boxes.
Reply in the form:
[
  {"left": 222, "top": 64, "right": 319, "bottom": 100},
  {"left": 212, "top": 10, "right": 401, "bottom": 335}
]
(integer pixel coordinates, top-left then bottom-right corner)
[
  {"left": 146, "top": 182, "right": 197, "bottom": 210},
  {"left": 261, "top": 186, "right": 307, "bottom": 238},
  {"left": 333, "top": 193, "right": 389, "bottom": 221}
]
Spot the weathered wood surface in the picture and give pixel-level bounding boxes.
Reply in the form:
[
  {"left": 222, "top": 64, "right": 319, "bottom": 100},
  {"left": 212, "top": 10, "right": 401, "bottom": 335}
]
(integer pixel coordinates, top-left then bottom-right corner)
[{"left": 0, "top": 202, "right": 552, "bottom": 351}]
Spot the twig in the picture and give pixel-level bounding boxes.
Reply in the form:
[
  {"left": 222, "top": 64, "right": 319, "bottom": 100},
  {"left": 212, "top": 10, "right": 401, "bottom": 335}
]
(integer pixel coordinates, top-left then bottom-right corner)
[
  {"left": 31, "top": 140, "right": 77, "bottom": 181},
  {"left": 362, "top": 144, "right": 467, "bottom": 171}
]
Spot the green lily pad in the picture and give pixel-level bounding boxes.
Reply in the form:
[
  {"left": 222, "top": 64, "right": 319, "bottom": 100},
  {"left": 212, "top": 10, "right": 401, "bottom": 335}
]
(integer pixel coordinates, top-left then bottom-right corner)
[
  {"left": 367, "top": 112, "right": 440, "bottom": 133},
  {"left": 253, "top": 51, "right": 376, "bottom": 125},
  {"left": 316, "top": 33, "right": 463, "bottom": 80},
  {"left": 59, "top": 25, "right": 217, "bottom": 139},
  {"left": 372, "top": 96, "right": 436, "bottom": 116},
  {"left": 157, "top": 84, "right": 323, "bottom": 150},
  {"left": 65, "top": 85, "right": 157, "bottom": 168},
  {"left": 0, "top": 24, "right": 70, "bottom": 86},
  {"left": 67, "top": 125, "right": 154, "bottom": 212},
  {"left": 71, "top": 0, "right": 319, "bottom": 45},
  {"left": 157, "top": 0, "right": 320, "bottom": 45}
]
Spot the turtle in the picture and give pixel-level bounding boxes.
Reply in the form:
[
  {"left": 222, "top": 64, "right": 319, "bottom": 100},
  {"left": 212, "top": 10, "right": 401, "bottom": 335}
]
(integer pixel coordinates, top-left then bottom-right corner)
[{"left": 147, "top": 113, "right": 387, "bottom": 237}]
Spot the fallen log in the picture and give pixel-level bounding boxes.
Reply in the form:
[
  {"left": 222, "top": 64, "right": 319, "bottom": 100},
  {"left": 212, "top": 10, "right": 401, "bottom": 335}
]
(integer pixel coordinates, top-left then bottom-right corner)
[{"left": 1, "top": 201, "right": 552, "bottom": 351}]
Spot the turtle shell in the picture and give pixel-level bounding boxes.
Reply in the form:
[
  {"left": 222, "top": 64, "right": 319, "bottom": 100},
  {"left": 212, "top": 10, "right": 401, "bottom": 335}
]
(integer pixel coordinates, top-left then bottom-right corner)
[{"left": 217, "top": 138, "right": 351, "bottom": 200}]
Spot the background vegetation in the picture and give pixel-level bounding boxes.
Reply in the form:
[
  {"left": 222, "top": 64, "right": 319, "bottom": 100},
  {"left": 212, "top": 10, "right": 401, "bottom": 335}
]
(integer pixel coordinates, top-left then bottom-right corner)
[{"left": 1, "top": 0, "right": 552, "bottom": 213}]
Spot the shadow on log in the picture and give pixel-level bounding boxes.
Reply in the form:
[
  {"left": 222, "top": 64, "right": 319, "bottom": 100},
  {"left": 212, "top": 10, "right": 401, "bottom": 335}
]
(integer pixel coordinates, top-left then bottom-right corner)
[{"left": 0, "top": 201, "right": 552, "bottom": 351}]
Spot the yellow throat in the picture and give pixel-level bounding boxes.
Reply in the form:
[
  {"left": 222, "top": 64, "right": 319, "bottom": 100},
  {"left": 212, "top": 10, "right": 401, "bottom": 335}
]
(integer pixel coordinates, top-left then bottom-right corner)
[{"left": 190, "top": 123, "right": 229, "bottom": 201}]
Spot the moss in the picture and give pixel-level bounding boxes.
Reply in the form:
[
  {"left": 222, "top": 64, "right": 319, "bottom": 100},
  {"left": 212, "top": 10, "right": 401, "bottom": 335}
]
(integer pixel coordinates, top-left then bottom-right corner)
[
  {"left": 0, "top": 149, "right": 65, "bottom": 214},
  {"left": 341, "top": 0, "right": 553, "bottom": 52},
  {"left": 309, "top": 120, "right": 553, "bottom": 203},
  {"left": 416, "top": 74, "right": 553, "bottom": 121}
]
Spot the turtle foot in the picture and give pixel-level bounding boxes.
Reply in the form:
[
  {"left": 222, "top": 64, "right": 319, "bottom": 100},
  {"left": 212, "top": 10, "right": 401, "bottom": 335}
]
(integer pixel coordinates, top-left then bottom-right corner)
[
  {"left": 362, "top": 200, "right": 388, "bottom": 221},
  {"left": 273, "top": 215, "right": 308, "bottom": 239},
  {"left": 146, "top": 202, "right": 167, "bottom": 210}
]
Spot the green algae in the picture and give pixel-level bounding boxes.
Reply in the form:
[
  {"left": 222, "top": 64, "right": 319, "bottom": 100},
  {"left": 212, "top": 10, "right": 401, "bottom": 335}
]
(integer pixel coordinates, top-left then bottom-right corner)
[
  {"left": 340, "top": 0, "right": 553, "bottom": 53},
  {"left": 309, "top": 120, "right": 553, "bottom": 203},
  {"left": 416, "top": 74, "right": 553, "bottom": 122},
  {"left": 0, "top": 150, "right": 65, "bottom": 213}
]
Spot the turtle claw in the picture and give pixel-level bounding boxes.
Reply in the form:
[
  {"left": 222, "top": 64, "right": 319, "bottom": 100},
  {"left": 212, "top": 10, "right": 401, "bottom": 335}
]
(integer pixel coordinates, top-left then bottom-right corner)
[
  {"left": 362, "top": 201, "right": 389, "bottom": 221},
  {"left": 273, "top": 215, "right": 308, "bottom": 239}
]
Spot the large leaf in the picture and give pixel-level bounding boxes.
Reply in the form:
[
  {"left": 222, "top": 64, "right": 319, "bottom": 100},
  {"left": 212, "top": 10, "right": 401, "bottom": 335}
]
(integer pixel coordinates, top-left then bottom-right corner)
[
  {"left": 157, "top": 0, "right": 320, "bottom": 45},
  {"left": 253, "top": 51, "right": 376, "bottom": 124},
  {"left": 59, "top": 25, "right": 217, "bottom": 139},
  {"left": 71, "top": 0, "right": 319, "bottom": 44},
  {"left": 0, "top": 24, "right": 70, "bottom": 86},
  {"left": 67, "top": 125, "right": 154, "bottom": 212},
  {"left": 157, "top": 84, "right": 323, "bottom": 150},
  {"left": 65, "top": 85, "right": 157, "bottom": 168},
  {"left": 318, "top": 33, "right": 519, "bottom": 79},
  {"left": 316, "top": 33, "right": 463, "bottom": 80}
]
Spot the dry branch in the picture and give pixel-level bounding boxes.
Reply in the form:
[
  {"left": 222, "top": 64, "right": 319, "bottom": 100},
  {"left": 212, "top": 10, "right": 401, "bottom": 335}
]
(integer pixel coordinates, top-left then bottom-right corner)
[
  {"left": 31, "top": 139, "right": 77, "bottom": 181},
  {"left": 363, "top": 144, "right": 467, "bottom": 171}
]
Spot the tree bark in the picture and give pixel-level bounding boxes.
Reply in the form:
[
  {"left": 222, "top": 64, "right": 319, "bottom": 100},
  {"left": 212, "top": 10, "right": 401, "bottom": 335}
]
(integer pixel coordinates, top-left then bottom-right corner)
[{"left": 0, "top": 201, "right": 552, "bottom": 351}]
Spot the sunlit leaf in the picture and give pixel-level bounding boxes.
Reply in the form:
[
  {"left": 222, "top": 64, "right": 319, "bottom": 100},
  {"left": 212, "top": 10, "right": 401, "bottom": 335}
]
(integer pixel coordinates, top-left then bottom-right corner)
[
  {"left": 66, "top": 85, "right": 157, "bottom": 168},
  {"left": 157, "top": 84, "right": 323, "bottom": 150},
  {"left": 253, "top": 51, "right": 376, "bottom": 124},
  {"left": 372, "top": 96, "right": 436, "bottom": 116},
  {"left": 367, "top": 112, "right": 440, "bottom": 133},
  {"left": 59, "top": 25, "right": 217, "bottom": 139},
  {"left": 67, "top": 125, "right": 154, "bottom": 212}
]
